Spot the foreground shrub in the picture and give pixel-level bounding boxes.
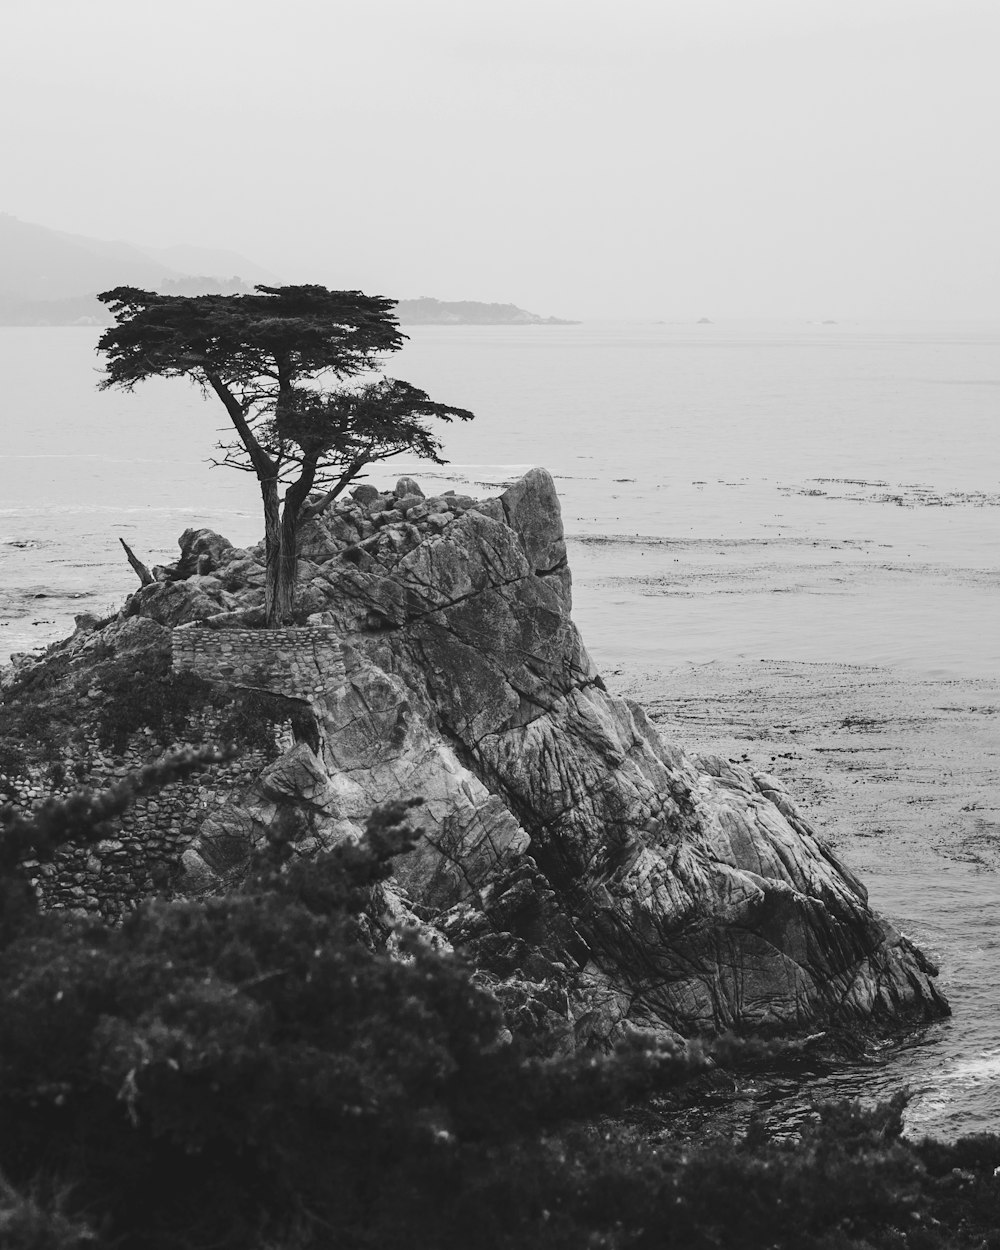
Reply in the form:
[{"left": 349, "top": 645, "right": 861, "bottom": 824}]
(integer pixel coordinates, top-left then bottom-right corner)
[{"left": 2, "top": 783, "right": 1000, "bottom": 1248}]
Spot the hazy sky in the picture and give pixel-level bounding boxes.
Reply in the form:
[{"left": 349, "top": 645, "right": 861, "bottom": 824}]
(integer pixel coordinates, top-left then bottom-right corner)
[{"left": 4, "top": 0, "right": 998, "bottom": 319}]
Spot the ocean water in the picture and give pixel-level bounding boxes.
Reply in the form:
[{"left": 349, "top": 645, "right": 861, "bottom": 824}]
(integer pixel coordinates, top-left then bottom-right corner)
[
  {"left": 4, "top": 323, "right": 999, "bottom": 674},
  {"left": 2, "top": 321, "right": 999, "bottom": 1137}
]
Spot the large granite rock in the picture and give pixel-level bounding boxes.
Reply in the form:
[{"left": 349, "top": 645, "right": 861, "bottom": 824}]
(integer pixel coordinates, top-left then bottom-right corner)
[{"left": 175, "top": 469, "right": 948, "bottom": 1048}]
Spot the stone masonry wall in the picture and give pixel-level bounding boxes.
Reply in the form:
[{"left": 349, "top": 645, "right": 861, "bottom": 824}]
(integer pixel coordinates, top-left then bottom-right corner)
[
  {"left": 171, "top": 623, "right": 346, "bottom": 701},
  {"left": 20, "top": 714, "right": 278, "bottom": 922},
  {"left": 9, "top": 627, "right": 348, "bottom": 921}
]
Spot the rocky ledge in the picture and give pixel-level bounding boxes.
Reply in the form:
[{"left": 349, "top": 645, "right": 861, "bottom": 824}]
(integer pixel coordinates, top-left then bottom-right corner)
[{"left": 2, "top": 470, "right": 948, "bottom": 1051}]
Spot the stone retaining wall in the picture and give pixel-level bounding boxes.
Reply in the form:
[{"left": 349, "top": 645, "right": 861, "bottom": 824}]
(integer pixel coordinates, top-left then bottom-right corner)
[
  {"left": 21, "top": 716, "right": 278, "bottom": 922},
  {"left": 8, "top": 626, "right": 348, "bottom": 921},
  {"left": 171, "top": 623, "right": 346, "bottom": 700}
]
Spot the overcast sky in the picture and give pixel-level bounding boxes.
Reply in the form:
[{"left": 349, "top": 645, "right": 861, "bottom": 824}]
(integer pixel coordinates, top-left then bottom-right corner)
[{"left": 3, "top": 0, "right": 998, "bottom": 320}]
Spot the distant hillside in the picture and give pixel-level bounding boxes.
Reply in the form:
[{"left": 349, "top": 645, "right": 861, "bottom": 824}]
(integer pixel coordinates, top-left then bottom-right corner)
[
  {"left": 395, "top": 297, "right": 578, "bottom": 325},
  {"left": 0, "top": 278, "right": 259, "bottom": 327},
  {"left": 0, "top": 215, "right": 577, "bottom": 328},
  {"left": 0, "top": 215, "right": 176, "bottom": 302},
  {"left": 0, "top": 214, "right": 277, "bottom": 324}
]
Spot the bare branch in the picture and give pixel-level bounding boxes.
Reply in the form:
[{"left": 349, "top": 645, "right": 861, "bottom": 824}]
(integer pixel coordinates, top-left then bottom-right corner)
[
  {"left": 204, "top": 371, "right": 278, "bottom": 481},
  {"left": 118, "top": 537, "right": 154, "bottom": 586},
  {"left": 209, "top": 455, "right": 260, "bottom": 473},
  {"left": 302, "top": 458, "right": 369, "bottom": 519}
]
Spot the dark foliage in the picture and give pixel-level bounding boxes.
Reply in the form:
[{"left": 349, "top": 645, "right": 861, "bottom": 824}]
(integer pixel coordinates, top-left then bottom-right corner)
[
  {"left": 271, "top": 375, "right": 473, "bottom": 498},
  {"left": 89, "top": 658, "right": 290, "bottom": 758},
  {"left": 0, "top": 675, "right": 72, "bottom": 772},
  {"left": 0, "top": 638, "right": 290, "bottom": 778},
  {"left": 0, "top": 634, "right": 160, "bottom": 773},
  {"left": 0, "top": 1169, "right": 96, "bottom": 1248},
  {"left": 89, "top": 659, "right": 213, "bottom": 753},
  {"left": 1, "top": 785, "right": 999, "bottom": 1248},
  {"left": 96, "top": 285, "right": 404, "bottom": 394}
]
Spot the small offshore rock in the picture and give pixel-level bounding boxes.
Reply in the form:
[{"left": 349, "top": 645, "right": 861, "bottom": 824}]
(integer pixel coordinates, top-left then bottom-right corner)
[{"left": 395, "top": 476, "right": 424, "bottom": 499}]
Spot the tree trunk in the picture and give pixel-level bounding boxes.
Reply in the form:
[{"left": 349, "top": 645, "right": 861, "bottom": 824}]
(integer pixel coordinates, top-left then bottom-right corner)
[
  {"left": 203, "top": 372, "right": 285, "bottom": 623},
  {"left": 261, "top": 477, "right": 284, "bottom": 627},
  {"left": 265, "top": 458, "right": 319, "bottom": 627},
  {"left": 273, "top": 501, "right": 300, "bottom": 626}
]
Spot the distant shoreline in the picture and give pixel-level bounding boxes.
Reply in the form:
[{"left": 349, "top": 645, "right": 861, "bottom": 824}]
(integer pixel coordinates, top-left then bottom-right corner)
[
  {"left": 394, "top": 297, "right": 579, "bottom": 326},
  {"left": 0, "top": 294, "right": 580, "bottom": 329}
]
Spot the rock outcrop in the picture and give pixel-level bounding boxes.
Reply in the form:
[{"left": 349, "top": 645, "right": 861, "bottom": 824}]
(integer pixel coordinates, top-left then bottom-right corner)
[
  {"left": 154, "top": 468, "right": 947, "bottom": 1048},
  {"left": 0, "top": 472, "right": 950, "bottom": 1050}
]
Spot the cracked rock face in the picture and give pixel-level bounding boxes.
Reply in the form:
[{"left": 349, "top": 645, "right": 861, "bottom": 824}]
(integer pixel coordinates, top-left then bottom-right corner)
[{"left": 178, "top": 468, "right": 948, "bottom": 1048}]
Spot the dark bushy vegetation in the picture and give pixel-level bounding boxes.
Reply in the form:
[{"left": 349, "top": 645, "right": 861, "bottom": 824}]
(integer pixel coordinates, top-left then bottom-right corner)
[
  {"left": 2, "top": 781, "right": 1000, "bottom": 1248},
  {"left": 89, "top": 655, "right": 291, "bottom": 756},
  {"left": 89, "top": 658, "right": 213, "bottom": 752},
  {"left": 0, "top": 639, "right": 292, "bottom": 770}
]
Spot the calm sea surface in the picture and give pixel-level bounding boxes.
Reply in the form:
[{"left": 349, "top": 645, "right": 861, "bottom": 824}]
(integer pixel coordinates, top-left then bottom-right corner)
[{"left": 2, "top": 321, "right": 999, "bottom": 1137}]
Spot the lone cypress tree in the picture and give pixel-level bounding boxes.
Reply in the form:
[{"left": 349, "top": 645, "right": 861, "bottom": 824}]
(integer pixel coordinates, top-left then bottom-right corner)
[{"left": 97, "top": 285, "right": 473, "bottom": 624}]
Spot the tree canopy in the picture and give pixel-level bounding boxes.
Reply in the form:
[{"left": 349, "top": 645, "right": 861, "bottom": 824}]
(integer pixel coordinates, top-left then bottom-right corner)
[
  {"left": 96, "top": 285, "right": 473, "bottom": 624},
  {"left": 267, "top": 376, "right": 473, "bottom": 512},
  {"left": 97, "top": 284, "right": 405, "bottom": 395}
]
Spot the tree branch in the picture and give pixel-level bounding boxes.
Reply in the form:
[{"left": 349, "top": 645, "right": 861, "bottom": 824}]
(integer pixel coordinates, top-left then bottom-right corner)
[
  {"left": 204, "top": 371, "right": 278, "bottom": 481},
  {"left": 209, "top": 454, "right": 261, "bottom": 473},
  {"left": 301, "top": 457, "right": 369, "bottom": 519}
]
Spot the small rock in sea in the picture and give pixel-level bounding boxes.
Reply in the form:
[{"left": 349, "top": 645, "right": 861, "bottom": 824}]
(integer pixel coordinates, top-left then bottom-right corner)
[{"left": 395, "top": 476, "right": 424, "bottom": 499}]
